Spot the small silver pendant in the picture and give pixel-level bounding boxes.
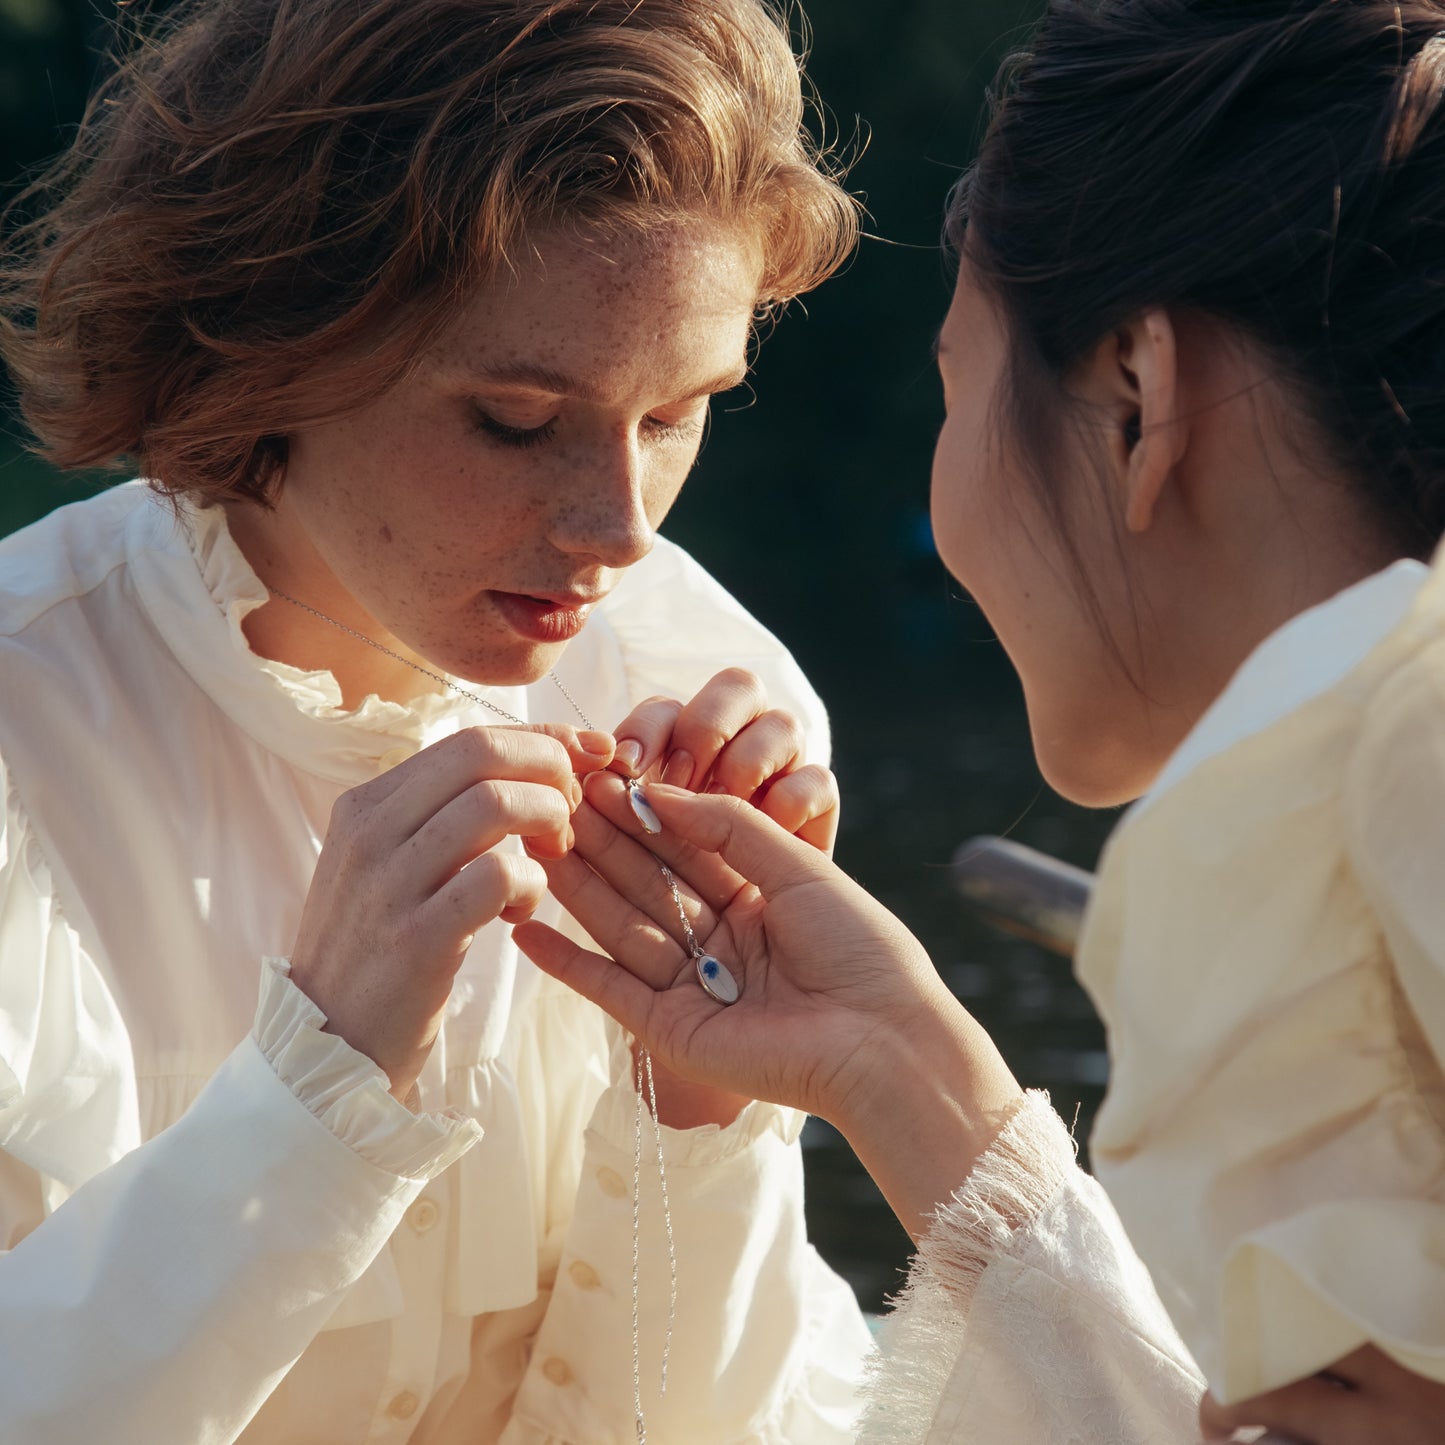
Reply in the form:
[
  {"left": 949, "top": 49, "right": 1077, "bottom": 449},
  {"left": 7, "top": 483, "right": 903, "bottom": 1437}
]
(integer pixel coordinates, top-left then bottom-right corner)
[
  {"left": 694, "top": 953, "right": 740, "bottom": 1005},
  {"left": 628, "top": 780, "right": 662, "bottom": 835}
]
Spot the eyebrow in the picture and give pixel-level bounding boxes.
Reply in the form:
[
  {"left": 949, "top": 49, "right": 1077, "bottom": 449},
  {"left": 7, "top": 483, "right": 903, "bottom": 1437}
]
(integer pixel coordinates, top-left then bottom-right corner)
[{"left": 463, "top": 361, "right": 749, "bottom": 402}]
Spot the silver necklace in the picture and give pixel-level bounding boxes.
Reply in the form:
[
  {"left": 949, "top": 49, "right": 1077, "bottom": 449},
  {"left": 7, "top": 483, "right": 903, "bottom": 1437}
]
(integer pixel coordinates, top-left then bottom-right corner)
[
  {"left": 266, "top": 582, "right": 716, "bottom": 1441},
  {"left": 659, "top": 864, "right": 741, "bottom": 1004}
]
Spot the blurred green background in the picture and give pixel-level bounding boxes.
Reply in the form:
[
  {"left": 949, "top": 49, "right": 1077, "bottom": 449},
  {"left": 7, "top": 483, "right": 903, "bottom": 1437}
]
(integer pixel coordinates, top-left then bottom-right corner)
[{"left": 0, "top": 0, "right": 1119, "bottom": 1310}]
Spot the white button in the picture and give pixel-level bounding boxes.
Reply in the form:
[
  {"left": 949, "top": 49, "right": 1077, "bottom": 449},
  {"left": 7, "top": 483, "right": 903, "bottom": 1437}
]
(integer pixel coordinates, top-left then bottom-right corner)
[
  {"left": 595, "top": 1166, "right": 627, "bottom": 1199},
  {"left": 541, "top": 1357, "right": 573, "bottom": 1387},
  {"left": 408, "top": 1198, "right": 440, "bottom": 1234},
  {"left": 378, "top": 746, "right": 412, "bottom": 771},
  {"left": 567, "top": 1258, "right": 601, "bottom": 1291},
  {"left": 386, "top": 1390, "right": 420, "bottom": 1420}
]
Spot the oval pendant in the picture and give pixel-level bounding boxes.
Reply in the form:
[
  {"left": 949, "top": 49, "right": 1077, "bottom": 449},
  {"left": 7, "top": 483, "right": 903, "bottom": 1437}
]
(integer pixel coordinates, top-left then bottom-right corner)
[
  {"left": 628, "top": 780, "right": 662, "bottom": 835},
  {"left": 694, "top": 953, "right": 740, "bottom": 1005}
]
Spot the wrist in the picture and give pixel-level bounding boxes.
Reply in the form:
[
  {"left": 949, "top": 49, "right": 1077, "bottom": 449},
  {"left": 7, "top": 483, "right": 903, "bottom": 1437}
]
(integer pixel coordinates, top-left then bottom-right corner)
[{"left": 832, "top": 985, "right": 1023, "bottom": 1242}]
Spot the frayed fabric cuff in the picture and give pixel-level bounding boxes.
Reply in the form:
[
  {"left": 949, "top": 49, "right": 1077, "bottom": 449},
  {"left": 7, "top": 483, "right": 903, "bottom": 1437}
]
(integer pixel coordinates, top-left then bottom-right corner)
[
  {"left": 918, "top": 1088, "right": 1078, "bottom": 1306},
  {"left": 860, "top": 1090, "right": 1078, "bottom": 1443},
  {"left": 253, "top": 957, "right": 482, "bottom": 1181}
]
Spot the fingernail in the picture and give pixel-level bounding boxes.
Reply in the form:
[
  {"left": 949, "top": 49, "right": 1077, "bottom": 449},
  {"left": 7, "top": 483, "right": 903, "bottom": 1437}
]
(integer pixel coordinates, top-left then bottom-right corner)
[
  {"left": 578, "top": 730, "right": 614, "bottom": 758},
  {"left": 707, "top": 779, "right": 730, "bottom": 795},
  {"left": 614, "top": 739, "right": 644, "bottom": 776},
  {"left": 567, "top": 775, "right": 583, "bottom": 811},
  {"left": 662, "top": 749, "right": 694, "bottom": 789},
  {"left": 565, "top": 822, "right": 576, "bottom": 852}
]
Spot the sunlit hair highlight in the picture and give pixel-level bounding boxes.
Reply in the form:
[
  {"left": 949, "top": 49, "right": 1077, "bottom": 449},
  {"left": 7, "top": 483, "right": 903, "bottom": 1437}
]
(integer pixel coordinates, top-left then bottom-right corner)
[{"left": 1, "top": 0, "right": 859, "bottom": 503}]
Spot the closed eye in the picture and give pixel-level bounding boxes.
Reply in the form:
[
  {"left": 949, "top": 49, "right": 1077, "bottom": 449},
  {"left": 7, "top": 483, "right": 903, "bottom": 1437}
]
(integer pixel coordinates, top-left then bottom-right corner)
[{"left": 472, "top": 405, "right": 558, "bottom": 449}]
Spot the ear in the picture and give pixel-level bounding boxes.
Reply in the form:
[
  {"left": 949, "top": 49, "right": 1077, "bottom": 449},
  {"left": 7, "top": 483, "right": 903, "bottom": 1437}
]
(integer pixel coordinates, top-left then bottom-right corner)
[{"left": 1081, "top": 308, "right": 1186, "bottom": 534}]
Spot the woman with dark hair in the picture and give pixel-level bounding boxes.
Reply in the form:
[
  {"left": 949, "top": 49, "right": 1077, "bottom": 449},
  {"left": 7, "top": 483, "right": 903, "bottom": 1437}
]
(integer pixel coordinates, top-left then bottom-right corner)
[
  {"left": 0, "top": 1, "right": 873, "bottom": 1440},
  {"left": 520, "top": 0, "right": 1445, "bottom": 1439}
]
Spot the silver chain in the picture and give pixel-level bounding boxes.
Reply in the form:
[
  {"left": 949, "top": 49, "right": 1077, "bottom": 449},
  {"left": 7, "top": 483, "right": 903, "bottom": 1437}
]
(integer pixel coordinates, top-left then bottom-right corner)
[
  {"left": 266, "top": 582, "right": 677, "bottom": 1436},
  {"left": 658, "top": 863, "right": 701, "bottom": 956},
  {"left": 266, "top": 585, "right": 536, "bottom": 724}
]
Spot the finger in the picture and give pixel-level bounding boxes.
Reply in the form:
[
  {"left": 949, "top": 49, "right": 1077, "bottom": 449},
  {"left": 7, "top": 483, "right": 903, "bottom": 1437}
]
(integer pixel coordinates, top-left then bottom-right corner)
[
  {"left": 642, "top": 785, "right": 835, "bottom": 900},
  {"left": 755, "top": 764, "right": 840, "bottom": 853},
  {"left": 395, "top": 778, "right": 574, "bottom": 896},
  {"left": 515, "top": 919, "right": 657, "bottom": 1025},
  {"left": 514, "top": 919, "right": 684, "bottom": 1042},
  {"left": 580, "top": 770, "right": 748, "bottom": 913},
  {"left": 661, "top": 667, "right": 768, "bottom": 790},
  {"left": 703, "top": 707, "right": 804, "bottom": 799},
  {"left": 365, "top": 727, "right": 585, "bottom": 840},
  {"left": 419, "top": 849, "right": 549, "bottom": 952},
  {"left": 519, "top": 723, "right": 617, "bottom": 775},
  {"left": 1200, "top": 1377, "right": 1366, "bottom": 1444},
  {"left": 538, "top": 840, "right": 695, "bottom": 989},
  {"left": 567, "top": 793, "right": 721, "bottom": 938},
  {"left": 610, "top": 696, "right": 683, "bottom": 780},
  {"left": 1320, "top": 1345, "right": 1418, "bottom": 1393}
]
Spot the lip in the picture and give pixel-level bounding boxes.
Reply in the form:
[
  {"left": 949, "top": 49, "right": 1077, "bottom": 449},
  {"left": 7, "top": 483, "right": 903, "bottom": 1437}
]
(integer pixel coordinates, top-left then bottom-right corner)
[{"left": 490, "top": 589, "right": 599, "bottom": 644}]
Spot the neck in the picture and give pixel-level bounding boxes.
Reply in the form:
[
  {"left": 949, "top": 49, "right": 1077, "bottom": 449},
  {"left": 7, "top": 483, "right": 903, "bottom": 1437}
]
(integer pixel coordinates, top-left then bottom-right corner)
[{"left": 223, "top": 499, "right": 442, "bottom": 711}]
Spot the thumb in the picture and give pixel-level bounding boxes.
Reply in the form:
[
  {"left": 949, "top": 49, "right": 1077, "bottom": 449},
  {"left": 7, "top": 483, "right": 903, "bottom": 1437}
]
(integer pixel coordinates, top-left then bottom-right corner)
[{"left": 643, "top": 785, "right": 835, "bottom": 900}]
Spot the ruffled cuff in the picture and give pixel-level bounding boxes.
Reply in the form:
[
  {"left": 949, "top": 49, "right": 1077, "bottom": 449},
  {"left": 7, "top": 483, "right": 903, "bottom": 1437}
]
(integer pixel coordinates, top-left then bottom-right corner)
[
  {"left": 254, "top": 957, "right": 482, "bottom": 1181},
  {"left": 860, "top": 1090, "right": 1077, "bottom": 1443},
  {"left": 587, "top": 1075, "right": 804, "bottom": 1167},
  {"left": 916, "top": 1088, "right": 1078, "bottom": 1304}
]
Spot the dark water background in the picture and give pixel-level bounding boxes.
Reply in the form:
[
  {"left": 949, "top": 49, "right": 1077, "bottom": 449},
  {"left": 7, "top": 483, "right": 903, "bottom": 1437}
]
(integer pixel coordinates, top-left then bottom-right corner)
[{"left": 0, "top": 0, "right": 1119, "bottom": 1315}]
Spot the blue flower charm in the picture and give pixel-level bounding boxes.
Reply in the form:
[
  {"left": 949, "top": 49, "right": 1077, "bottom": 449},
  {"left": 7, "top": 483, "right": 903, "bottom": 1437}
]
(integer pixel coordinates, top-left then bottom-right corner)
[{"left": 695, "top": 953, "right": 740, "bottom": 1005}]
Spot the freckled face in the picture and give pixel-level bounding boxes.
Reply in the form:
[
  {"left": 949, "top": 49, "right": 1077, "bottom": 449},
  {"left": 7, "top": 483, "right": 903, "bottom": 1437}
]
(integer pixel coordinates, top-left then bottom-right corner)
[{"left": 275, "top": 222, "right": 762, "bottom": 685}]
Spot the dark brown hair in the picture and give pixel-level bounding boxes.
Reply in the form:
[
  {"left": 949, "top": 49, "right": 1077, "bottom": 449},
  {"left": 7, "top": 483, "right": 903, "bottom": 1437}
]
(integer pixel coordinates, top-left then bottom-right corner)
[
  {"left": 954, "top": 0, "right": 1445, "bottom": 555},
  {"left": 0, "top": 0, "right": 858, "bottom": 503}
]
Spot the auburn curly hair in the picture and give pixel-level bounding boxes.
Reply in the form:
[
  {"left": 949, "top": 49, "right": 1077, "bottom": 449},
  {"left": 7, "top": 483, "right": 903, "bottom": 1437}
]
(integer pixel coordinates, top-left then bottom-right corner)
[{"left": 0, "top": 0, "right": 858, "bottom": 504}]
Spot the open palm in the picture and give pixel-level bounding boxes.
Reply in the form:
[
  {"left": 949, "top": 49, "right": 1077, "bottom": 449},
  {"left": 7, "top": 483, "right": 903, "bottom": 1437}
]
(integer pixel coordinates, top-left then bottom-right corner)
[{"left": 514, "top": 776, "right": 950, "bottom": 1124}]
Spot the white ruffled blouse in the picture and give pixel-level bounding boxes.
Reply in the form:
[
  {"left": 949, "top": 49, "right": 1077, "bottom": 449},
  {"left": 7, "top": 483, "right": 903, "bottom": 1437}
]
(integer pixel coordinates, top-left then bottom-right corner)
[{"left": 0, "top": 483, "right": 870, "bottom": 1444}]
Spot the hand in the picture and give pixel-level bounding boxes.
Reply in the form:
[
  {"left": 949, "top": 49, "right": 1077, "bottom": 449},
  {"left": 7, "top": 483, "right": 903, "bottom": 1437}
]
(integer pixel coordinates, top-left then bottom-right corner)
[
  {"left": 515, "top": 780, "right": 1022, "bottom": 1237},
  {"left": 1200, "top": 1346, "right": 1445, "bottom": 1444},
  {"left": 609, "top": 668, "right": 839, "bottom": 852},
  {"left": 290, "top": 724, "right": 614, "bottom": 1102}
]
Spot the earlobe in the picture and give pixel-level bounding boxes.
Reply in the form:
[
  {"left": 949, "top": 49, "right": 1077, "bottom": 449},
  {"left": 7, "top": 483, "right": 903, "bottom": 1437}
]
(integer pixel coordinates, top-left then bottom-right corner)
[{"left": 1120, "top": 309, "right": 1185, "bottom": 535}]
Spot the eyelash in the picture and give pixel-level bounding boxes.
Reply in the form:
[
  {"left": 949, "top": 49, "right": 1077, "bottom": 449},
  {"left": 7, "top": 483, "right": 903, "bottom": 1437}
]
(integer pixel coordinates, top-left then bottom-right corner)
[
  {"left": 471, "top": 406, "right": 707, "bottom": 450},
  {"left": 472, "top": 408, "right": 558, "bottom": 450}
]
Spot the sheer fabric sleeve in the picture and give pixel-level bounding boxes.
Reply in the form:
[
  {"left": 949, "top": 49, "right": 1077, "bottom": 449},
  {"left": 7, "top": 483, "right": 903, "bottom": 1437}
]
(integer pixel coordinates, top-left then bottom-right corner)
[
  {"left": 0, "top": 759, "right": 482, "bottom": 1445},
  {"left": 862, "top": 1092, "right": 1206, "bottom": 1445}
]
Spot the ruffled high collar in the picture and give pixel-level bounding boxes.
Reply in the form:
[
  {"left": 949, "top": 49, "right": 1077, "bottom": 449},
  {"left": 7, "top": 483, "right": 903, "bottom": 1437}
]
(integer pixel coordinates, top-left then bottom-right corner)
[
  {"left": 186, "top": 498, "right": 478, "bottom": 734},
  {"left": 125, "top": 487, "right": 545, "bottom": 784}
]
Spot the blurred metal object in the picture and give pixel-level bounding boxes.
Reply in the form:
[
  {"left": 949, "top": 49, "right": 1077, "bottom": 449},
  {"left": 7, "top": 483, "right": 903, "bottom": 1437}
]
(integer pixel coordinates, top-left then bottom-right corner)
[{"left": 951, "top": 835, "right": 1094, "bottom": 957}]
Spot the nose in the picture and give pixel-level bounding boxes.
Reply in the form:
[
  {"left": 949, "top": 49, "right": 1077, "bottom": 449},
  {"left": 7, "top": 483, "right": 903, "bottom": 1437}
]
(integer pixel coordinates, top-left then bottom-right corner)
[{"left": 549, "top": 434, "right": 656, "bottom": 569}]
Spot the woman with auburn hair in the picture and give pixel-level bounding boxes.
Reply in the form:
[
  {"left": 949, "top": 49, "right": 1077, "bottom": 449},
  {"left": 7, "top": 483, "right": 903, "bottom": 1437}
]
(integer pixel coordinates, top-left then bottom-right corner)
[{"left": 0, "top": 1, "right": 869, "bottom": 1441}]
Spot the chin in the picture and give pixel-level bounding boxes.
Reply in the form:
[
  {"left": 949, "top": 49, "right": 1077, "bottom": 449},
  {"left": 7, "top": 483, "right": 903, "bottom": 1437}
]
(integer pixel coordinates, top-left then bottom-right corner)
[
  {"left": 447, "top": 640, "right": 566, "bottom": 690},
  {"left": 1033, "top": 730, "right": 1158, "bottom": 811}
]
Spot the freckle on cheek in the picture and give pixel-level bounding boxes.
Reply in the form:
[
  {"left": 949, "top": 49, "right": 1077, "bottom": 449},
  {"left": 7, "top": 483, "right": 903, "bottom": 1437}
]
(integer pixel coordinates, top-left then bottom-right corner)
[{"left": 379, "top": 524, "right": 393, "bottom": 544}]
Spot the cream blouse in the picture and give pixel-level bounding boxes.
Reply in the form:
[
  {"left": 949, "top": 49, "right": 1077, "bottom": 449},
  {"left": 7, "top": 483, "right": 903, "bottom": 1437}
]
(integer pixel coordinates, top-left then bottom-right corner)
[
  {"left": 1077, "top": 558, "right": 1445, "bottom": 1405},
  {"left": 0, "top": 483, "right": 870, "bottom": 1444}
]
